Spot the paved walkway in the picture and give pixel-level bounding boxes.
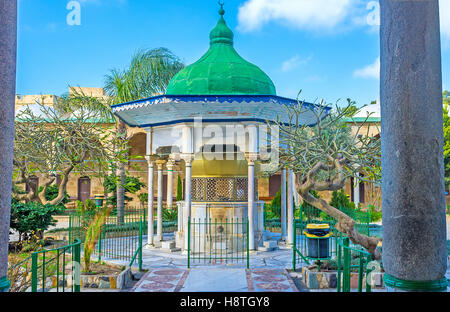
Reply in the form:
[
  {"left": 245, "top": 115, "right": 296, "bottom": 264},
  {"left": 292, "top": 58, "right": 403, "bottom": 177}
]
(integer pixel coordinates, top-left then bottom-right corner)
[{"left": 131, "top": 268, "right": 298, "bottom": 292}]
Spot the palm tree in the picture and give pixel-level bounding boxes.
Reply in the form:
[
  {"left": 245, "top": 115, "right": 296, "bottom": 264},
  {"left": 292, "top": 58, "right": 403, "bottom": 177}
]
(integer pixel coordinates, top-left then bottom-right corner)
[
  {"left": 104, "top": 48, "right": 184, "bottom": 223},
  {"left": 0, "top": 0, "right": 17, "bottom": 292}
]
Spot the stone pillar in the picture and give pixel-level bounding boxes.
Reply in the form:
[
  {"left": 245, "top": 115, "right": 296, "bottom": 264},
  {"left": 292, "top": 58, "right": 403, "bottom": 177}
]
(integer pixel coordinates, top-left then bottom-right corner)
[
  {"left": 156, "top": 160, "right": 165, "bottom": 242},
  {"left": 247, "top": 153, "right": 258, "bottom": 251},
  {"left": 380, "top": 0, "right": 447, "bottom": 291},
  {"left": 280, "top": 168, "right": 287, "bottom": 239},
  {"left": 287, "top": 169, "right": 294, "bottom": 246},
  {"left": 182, "top": 154, "right": 194, "bottom": 252},
  {"left": 353, "top": 173, "right": 360, "bottom": 206},
  {"left": 145, "top": 156, "right": 155, "bottom": 247},
  {"left": 166, "top": 160, "right": 174, "bottom": 209},
  {"left": 0, "top": 0, "right": 17, "bottom": 293}
]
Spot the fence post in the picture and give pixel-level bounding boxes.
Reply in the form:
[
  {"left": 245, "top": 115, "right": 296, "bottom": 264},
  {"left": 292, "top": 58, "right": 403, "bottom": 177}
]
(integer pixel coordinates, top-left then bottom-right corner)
[
  {"left": 98, "top": 226, "right": 102, "bottom": 263},
  {"left": 31, "top": 252, "right": 38, "bottom": 292},
  {"left": 187, "top": 217, "right": 191, "bottom": 269},
  {"left": 74, "top": 241, "right": 81, "bottom": 293},
  {"left": 337, "top": 242, "right": 342, "bottom": 292},
  {"left": 358, "top": 255, "right": 364, "bottom": 292},
  {"left": 139, "top": 218, "right": 143, "bottom": 272},
  {"left": 343, "top": 237, "right": 350, "bottom": 292},
  {"left": 247, "top": 218, "right": 250, "bottom": 269},
  {"left": 293, "top": 219, "right": 297, "bottom": 271},
  {"left": 365, "top": 255, "right": 372, "bottom": 293}
]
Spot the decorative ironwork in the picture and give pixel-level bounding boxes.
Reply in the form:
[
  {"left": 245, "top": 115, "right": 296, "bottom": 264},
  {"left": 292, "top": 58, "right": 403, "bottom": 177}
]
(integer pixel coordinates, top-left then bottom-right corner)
[{"left": 191, "top": 177, "right": 256, "bottom": 202}]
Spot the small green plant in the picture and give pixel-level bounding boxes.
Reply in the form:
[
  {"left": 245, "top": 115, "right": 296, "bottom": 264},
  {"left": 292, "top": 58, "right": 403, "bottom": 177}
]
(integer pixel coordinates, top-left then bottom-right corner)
[
  {"left": 163, "top": 208, "right": 177, "bottom": 222},
  {"left": 138, "top": 193, "right": 148, "bottom": 205},
  {"left": 329, "top": 189, "right": 356, "bottom": 211},
  {"left": 176, "top": 175, "right": 183, "bottom": 201},
  {"left": 369, "top": 205, "right": 382, "bottom": 222},
  {"left": 83, "top": 207, "right": 112, "bottom": 272}
]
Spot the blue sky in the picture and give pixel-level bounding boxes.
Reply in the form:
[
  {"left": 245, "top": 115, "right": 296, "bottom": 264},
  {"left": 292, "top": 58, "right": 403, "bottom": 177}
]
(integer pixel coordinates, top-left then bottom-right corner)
[{"left": 16, "top": 0, "right": 450, "bottom": 106}]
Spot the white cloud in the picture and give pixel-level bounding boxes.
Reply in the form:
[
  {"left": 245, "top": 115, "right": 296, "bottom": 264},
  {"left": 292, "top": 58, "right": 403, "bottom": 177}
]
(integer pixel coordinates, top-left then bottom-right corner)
[
  {"left": 237, "top": 0, "right": 450, "bottom": 41},
  {"left": 237, "top": 0, "right": 355, "bottom": 32},
  {"left": 440, "top": 0, "right": 450, "bottom": 40},
  {"left": 353, "top": 57, "right": 380, "bottom": 79},
  {"left": 281, "top": 54, "right": 312, "bottom": 72}
]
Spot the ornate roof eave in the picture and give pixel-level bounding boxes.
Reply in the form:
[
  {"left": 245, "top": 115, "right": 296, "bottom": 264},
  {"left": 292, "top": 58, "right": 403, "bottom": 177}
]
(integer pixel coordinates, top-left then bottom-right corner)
[{"left": 112, "top": 94, "right": 331, "bottom": 128}]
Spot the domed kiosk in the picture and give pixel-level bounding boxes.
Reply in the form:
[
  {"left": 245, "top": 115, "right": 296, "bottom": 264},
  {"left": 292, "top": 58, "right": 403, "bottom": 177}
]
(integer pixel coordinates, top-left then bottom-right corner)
[{"left": 112, "top": 5, "right": 327, "bottom": 255}]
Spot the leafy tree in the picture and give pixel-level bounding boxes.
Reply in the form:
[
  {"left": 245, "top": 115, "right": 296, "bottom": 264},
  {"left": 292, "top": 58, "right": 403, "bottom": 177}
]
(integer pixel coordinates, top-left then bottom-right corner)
[
  {"left": 103, "top": 174, "right": 146, "bottom": 207},
  {"left": 10, "top": 201, "right": 58, "bottom": 242},
  {"left": 13, "top": 92, "right": 128, "bottom": 206},
  {"left": 104, "top": 48, "right": 184, "bottom": 221},
  {"left": 443, "top": 91, "right": 450, "bottom": 190},
  {"left": 272, "top": 96, "right": 381, "bottom": 259}
]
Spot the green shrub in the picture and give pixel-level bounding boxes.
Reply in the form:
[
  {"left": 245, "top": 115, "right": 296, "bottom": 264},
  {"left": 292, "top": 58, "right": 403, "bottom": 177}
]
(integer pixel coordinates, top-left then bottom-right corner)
[
  {"left": 370, "top": 205, "right": 382, "bottom": 222},
  {"left": 138, "top": 193, "right": 148, "bottom": 204},
  {"left": 329, "top": 189, "right": 356, "bottom": 211},
  {"left": 10, "top": 201, "right": 59, "bottom": 242},
  {"left": 163, "top": 208, "right": 177, "bottom": 222},
  {"left": 176, "top": 175, "right": 183, "bottom": 201}
]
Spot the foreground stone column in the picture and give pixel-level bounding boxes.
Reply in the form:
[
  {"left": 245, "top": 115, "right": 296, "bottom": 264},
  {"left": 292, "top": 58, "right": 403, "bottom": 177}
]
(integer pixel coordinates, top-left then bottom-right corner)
[
  {"left": 145, "top": 156, "right": 155, "bottom": 247},
  {"left": 182, "top": 154, "right": 194, "bottom": 252},
  {"left": 247, "top": 153, "right": 258, "bottom": 250},
  {"left": 287, "top": 169, "right": 294, "bottom": 246},
  {"left": 380, "top": 0, "right": 447, "bottom": 291},
  {"left": 156, "top": 160, "right": 165, "bottom": 242},
  {"left": 166, "top": 160, "right": 174, "bottom": 209},
  {"left": 280, "top": 168, "right": 287, "bottom": 240},
  {"left": 0, "top": 0, "right": 17, "bottom": 293}
]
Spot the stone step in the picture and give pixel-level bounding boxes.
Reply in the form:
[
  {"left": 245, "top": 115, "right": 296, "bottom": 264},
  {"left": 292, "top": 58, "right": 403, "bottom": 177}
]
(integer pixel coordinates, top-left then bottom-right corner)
[{"left": 263, "top": 240, "right": 278, "bottom": 249}]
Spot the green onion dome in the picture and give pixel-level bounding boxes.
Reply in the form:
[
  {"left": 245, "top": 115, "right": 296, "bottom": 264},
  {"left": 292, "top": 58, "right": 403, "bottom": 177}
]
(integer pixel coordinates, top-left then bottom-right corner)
[{"left": 166, "top": 7, "right": 276, "bottom": 96}]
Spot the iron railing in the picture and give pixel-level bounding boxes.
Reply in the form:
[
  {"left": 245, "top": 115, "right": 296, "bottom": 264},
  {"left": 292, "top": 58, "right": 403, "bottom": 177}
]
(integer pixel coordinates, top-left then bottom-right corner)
[
  {"left": 188, "top": 217, "right": 249, "bottom": 268},
  {"left": 336, "top": 237, "right": 374, "bottom": 292},
  {"left": 30, "top": 239, "right": 81, "bottom": 292}
]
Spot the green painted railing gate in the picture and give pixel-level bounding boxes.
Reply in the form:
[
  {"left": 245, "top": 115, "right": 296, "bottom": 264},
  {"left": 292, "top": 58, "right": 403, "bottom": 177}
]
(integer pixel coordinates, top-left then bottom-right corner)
[{"left": 187, "top": 218, "right": 249, "bottom": 269}]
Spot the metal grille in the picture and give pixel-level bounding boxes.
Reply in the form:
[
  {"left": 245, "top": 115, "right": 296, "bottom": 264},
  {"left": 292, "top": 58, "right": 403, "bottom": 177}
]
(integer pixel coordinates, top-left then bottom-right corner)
[
  {"left": 192, "top": 178, "right": 206, "bottom": 201},
  {"left": 236, "top": 178, "right": 248, "bottom": 201},
  {"left": 191, "top": 177, "right": 251, "bottom": 202}
]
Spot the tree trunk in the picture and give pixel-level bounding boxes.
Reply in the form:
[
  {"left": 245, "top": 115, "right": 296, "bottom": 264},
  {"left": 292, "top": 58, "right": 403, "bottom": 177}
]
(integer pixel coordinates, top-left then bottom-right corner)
[
  {"left": 115, "top": 121, "right": 127, "bottom": 224},
  {"left": 116, "top": 163, "right": 126, "bottom": 224},
  {"left": 0, "top": 0, "right": 17, "bottom": 292}
]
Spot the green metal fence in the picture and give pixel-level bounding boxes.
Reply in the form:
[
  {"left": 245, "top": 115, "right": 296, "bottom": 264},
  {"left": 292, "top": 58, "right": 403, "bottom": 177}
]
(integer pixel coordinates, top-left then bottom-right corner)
[
  {"left": 293, "top": 204, "right": 371, "bottom": 272},
  {"left": 31, "top": 239, "right": 81, "bottom": 292},
  {"left": 69, "top": 211, "right": 144, "bottom": 264},
  {"left": 336, "top": 237, "right": 373, "bottom": 292},
  {"left": 188, "top": 217, "right": 249, "bottom": 269},
  {"left": 7, "top": 240, "right": 81, "bottom": 292}
]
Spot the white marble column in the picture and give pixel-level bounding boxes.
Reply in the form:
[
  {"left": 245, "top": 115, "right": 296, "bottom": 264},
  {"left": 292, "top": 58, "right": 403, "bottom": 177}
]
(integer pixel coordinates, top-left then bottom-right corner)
[
  {"left": 156, "top": 160, "right": 164, "bottom": 242},
  {"left": 145, "top": 156, "right": 155, "bottom": 247},
  {"left": 247, "top": 153, "right": 258, "bottom": 251},
  {"left": 280, "top": 168, "right": 287, "bottom": 239},
  {"left": 287, "top": 169, "right": 294, "bottom": 246},
  {"left": 182, "top": 154, "right": 194, "bottom": 252},
  {"left": 353, "top": 173, "right": 360, "bottom": 206},
  {"left": 166, "top": 160, "right": 174, "bottom": 209}
]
